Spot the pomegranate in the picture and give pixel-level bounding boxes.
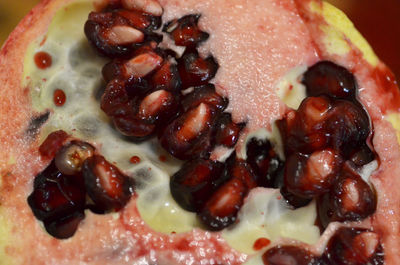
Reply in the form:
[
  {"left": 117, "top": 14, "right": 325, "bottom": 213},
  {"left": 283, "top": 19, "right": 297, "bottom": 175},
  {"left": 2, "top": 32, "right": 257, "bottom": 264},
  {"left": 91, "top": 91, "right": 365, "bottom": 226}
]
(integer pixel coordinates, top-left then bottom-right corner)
[{"left": 1, "top": 0, "right": 400, "bottom": 264}]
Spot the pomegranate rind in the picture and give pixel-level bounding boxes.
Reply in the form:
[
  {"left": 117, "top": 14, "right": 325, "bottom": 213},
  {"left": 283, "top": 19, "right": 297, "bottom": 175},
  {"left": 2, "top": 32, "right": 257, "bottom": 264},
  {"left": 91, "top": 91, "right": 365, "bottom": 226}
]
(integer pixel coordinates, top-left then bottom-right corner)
[{"left": 0, "top": 0, "right": 400, "bottom": 264}]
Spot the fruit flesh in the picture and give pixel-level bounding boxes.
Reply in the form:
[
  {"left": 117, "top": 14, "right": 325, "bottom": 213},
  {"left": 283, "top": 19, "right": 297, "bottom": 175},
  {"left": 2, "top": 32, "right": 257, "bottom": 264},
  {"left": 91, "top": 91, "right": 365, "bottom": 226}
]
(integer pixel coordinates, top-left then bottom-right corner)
[{"left": 1, "top": 0, "right": 400, "bottom": 264}]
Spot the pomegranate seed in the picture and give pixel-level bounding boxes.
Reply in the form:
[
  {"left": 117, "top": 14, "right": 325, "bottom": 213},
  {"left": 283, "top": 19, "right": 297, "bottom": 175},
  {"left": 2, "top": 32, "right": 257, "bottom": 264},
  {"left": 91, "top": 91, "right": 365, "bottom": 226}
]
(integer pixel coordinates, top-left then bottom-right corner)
[
  {"left": 317, "top": 170, "right": 376, "bottom": 228},
  {"left": 53, "top": 89, "right": 66, "bottom": 107},
  {"left": 27, "top": 161, "right": 86, "bottom": 239},
  {"left": 170, "top": 158, "right": 224, "bottom": 212},
  {"left": 198, "top": 155, "right": 256, "bottom": 230},
  {"left": 322, "top": 227, "right": 384, "bottom": 265},
  {"left": 349, "top": 144, "right": 375, "bottom": 167},
  {"left": 199, "top": 177, "right": 248, "bottom": 230},
  {"left": 117, "top": 9, "right": 161, "bottom": 30},
  {"left": 159, "top": 102, "right": 217, "bottom": 160},
  {"left": 113, "top": 113, "right": 156, "bottom": 140},
  {"left": 34, "top": 51, "right": 52, "bottom": 69},
  {"left": 303, "top": 61, "right": 357, "bottom": 100},
  {"left": 100, "top": 79, "right": 130, "bottom": 116},
  {"left": 105, "top": 25, "right": 144, "bottom": 45},
  {"left": 138, "top": 89, "right": 176, "bottom": 121},
  {"left": 54, "top": 141, "right": 95, "bottom": 175},
  {"left": 123, "top": 52, "right": 163, "bottom": 78},
  {"left": 326, "top": 100, "right": 370, "bottom": 158},
  {"left": 121, "top": 0, "right": 163, "bottom": 17},
  {"left": 149, "top": 61, "right": 182, "bottom": 93},
  {"left": 262, "top": 245, "right": 317, "bottom": 265},
  {"left": 178, "top": 51, "right": 219, "bottom": 89},
  {"left": 102, "top": 61, "right": 123, "bottom": 82},
  {"left": 84, "top": 19, "right": 132, "bottom": 58},
  {"left": 44, "top": 211, "right": 85, "bottom": 240},
  {"left": 213, "top": 113, "right": 245, "bottom": 148},
  {"left": 83, "top": 155, "right": 133, "bottom": 211},
  {"left": 280, "top": 186, "right": 311, "bottom": 209},
  {"left": 284, "top": 150, "right": 341, "bottom": 198},
  {"left": 39, "top": 130, "right": 70, "bottom": 158},
  {"left": 163, "top": 14, "right": 209, "bottom": 48},
  {"left": 246, "top": 138, "right": 283, "bottom": 187},
  {"left": 181, "top": 84, "right": 228, "bottom": 112}
]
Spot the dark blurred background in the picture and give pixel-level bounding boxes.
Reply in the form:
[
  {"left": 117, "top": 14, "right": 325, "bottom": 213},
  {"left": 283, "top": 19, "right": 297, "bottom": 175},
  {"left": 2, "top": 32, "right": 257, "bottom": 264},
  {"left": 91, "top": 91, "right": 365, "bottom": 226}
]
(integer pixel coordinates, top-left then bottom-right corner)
[{"left": 0, "top": 0, "right": 399, "bottom": 80}]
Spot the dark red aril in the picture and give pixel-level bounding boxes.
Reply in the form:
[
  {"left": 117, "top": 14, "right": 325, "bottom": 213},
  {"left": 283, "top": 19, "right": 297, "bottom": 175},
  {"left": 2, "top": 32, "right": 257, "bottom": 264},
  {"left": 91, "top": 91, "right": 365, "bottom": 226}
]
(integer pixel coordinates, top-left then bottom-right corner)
[
  {"left": 100, "top": 79, "right": 131, "bottom": 116},
  {"left": 199, "top": 177, "right": 248, "bottom": 231},
  {"left": 170, "top": 158, "right": 224, "bottom": 212},
  {"left": 280, "top": 186, "right": 312, "bottom": 209},
  {"left": 278, "top": 96, "right": 332, "bottom": 155},
  {"left": 322, "top": 227, "right": 384, "bottom": 265},
  {"left": 84, "top": 19, "right": 132, "bottom": 58},
  {"left": 44, "top": 211, "right": 85, "bottom": 239},
  {"left": 181, "top": 84, "right": 228, "bottom": 112},
  {"left": 214, "top": 113, "right": 245, "bottom": 148},
  {"left": 113, "top": 112, "right": 157, "bottom": 140},
  {"left": 284, "top": 150, "right": 341, "bottom": 198},
  {"left": 54, "top": 141, "right": 95, "bottom": 175},
  {"left": 102, "top": 61, "right": 123, "bottom": 83},
  {"left": 116, "top": 9, "right": 161, "bottom": 31},
  {"left": 302, "top": 61, "right": 357, "bottom": 100},
  {"left": 27, "top": 161, "right": 86, "bottom": 239},
  {"left": 39, "top": 130, "right": 70, "bottom": 159},
  {"left": 198, "top": 156, "right": 256, "bottom": 230},
  {"left": 178, "top": 51, "right": 219, "bottom": 89},
  {"left": 82, "top": 155, "right": 133, "bottom": 212},
  {"left": 159, "top": 103, "right": 217, "bottom": 160},
  {"left": 262, "top": 245, "right": 318, "bottom": 265},
  {"left": 163, "top": 14, "right": 209, "bottom": 48},
  {"left": 349, "top": 144, "right": 375, "bottom": 167},
  {"left": 326, "top": 100, "right": 371, "bottom": 158},
  {"left": 246, "top": 138, "right": 283, "bottom": 188},
  {"left": 149, "top": 61, "right": 182, "bottom": 93},
  {"left": 317, "top": 170, "right": 377, "bottom": 228},
  {"left": 138, "top": 89, "right": 179, "bottom": 124}
]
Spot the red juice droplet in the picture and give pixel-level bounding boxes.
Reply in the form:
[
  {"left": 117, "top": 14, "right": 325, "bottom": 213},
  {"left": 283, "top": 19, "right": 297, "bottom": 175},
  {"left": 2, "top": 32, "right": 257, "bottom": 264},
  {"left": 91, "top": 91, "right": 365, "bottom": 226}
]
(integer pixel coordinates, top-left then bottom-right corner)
[
  {"left": 130, "top": 156, "right": 141, "bottom": 164},
  {"left": 34, "top": 51, "right": 52, "bottom": 69},
  {"left": 53, "top": 89, "right": 66, "bottom": 107}
]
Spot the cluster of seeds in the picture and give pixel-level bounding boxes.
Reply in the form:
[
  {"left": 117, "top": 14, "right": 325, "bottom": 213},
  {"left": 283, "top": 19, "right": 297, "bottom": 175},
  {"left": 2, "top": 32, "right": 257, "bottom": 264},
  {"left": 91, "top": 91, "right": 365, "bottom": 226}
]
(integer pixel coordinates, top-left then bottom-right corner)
[
  {"left": 263, "top": 227, "right": 383, "bottom": 265},
  {"left": 28, "top": 130, "right": 133, "bottom": 239},
  {"left": 27, "top": 1, "right": 383, "bottom": 262},
  {"left": 84, "top": 0, "right": 253, "bottom": 230}
]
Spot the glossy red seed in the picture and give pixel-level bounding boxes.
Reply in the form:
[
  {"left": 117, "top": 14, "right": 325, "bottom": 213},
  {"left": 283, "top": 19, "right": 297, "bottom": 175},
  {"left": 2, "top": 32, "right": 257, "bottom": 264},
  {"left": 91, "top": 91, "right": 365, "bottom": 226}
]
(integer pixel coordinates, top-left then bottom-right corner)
[
  {"left": 178, "top": 51, "right": 219, "bottom": 89},
  {"left": 53, "top": 89, "right": 66, "bottom": 107},
  {"left": 39, "top": 130, "right": 70, "bottom": 158},
  {"left": 54, "top": 141, "right": 95, "bottom": 175},
  {"left": 284, "top": 150, "right": 341, "bottom": 198},
  {"left": 214, "top": 113, "right": 245, "bottom": 148},
  {"left": 199, "top": 177, "right": 248, "bottom": 231},
  {"left": 83, "top": 155, "right": 133, "bottom": 212},
  {"left": 262, "top": 245, "right": 317, "bottom": 265},
  {"left": 317, "top": 170, "right": 376, "bottom": 228},
  {"left": 44, "top": 211, "right": 85, "bottom": 239},
  {"left": 322, "top": 227, "right": 383, "bottom": 265},
  {"left": 163, "top": 14, "right": 209, "bottom": 48},
  {"left": 303, "top": 61, "right": 357, "bottom": 100},
  {"left": 246, "top": 138, "right": 283, "bottom": 188},
  {"left": 170, "top": 158, "right": 225, "bottom": 212},
  {"left": 159, "top": 103, "right": 217, "bottom": 160},
  {"left": 149, "top": 61, "right": 181, "bottom": 93},
  {"left": 181, "top": 84, "right": 228, "bottom": 112},
  {"left": 34, "top": 51, "right": 52, "bottom": 69}
]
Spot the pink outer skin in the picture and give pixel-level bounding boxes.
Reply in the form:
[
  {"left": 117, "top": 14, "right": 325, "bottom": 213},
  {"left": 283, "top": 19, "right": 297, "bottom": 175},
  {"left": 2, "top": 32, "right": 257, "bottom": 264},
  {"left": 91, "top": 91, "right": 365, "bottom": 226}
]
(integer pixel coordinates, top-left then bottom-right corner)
[{"left": 1, "top": 0, "right": 400, "bottom": 264}]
